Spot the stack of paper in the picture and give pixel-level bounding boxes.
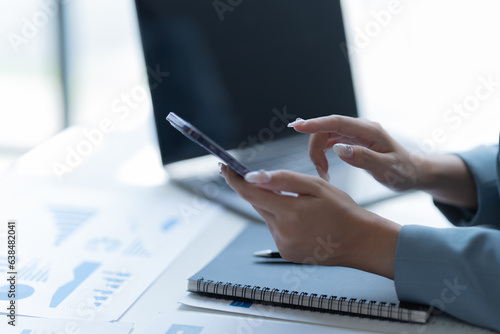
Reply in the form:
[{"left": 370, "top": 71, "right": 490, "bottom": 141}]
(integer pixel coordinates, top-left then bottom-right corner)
[{"left": 0, "top": 176, "right": 220, "bottom": 332}]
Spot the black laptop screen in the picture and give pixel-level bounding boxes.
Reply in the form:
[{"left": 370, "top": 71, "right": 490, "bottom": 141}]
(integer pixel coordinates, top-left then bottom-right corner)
[{"left": 135, "top": 0, "right": 358, "bottom": 165}]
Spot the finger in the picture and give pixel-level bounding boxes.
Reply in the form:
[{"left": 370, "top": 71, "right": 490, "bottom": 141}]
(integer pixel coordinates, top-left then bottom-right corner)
[
  {"left": 308, "top": 132, "right": 368, "bottom": 178},
  {"left": 332, "top": 143, "right": 388, "bottom": 172},
  {"left": 221, "top": 165, "right": 291, "bottom": 212},
  {"left": 244, "top": 169, "right": 324, "bottom": 196},
  {"left": 292, "top": 115, "right": 390, "bottom": 151},
  {"left": 308, "top": 133, "right": 331, "bottom": 180}
]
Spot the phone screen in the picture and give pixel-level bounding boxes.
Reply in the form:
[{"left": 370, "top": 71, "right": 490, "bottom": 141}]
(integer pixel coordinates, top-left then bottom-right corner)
[{"left": 166, "top": 112, "right": 252, "bottom": 177}]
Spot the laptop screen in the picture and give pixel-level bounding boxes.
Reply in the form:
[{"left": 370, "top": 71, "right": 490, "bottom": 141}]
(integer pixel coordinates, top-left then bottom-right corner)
[{"left": 135, "top": 0, "right": 358, "bottom": 165}]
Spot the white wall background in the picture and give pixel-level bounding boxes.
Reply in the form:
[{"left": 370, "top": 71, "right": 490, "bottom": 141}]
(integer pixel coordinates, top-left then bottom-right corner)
[
  {"left": 0, "top": 0, "right": 63, "bottom": 150},
  {"left": 342, "top": 0, "right": 500, "bottom": 153}
]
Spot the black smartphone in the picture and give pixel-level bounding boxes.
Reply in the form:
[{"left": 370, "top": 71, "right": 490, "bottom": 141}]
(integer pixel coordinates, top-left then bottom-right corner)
[{"left": 166, "top": 112, "right": 251, "bottom": 177}]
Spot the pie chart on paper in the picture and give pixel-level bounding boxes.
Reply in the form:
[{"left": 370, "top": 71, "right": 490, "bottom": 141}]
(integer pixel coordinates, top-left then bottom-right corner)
[{"left": 0, "top": 284, "right": 35, "bottom": 300}]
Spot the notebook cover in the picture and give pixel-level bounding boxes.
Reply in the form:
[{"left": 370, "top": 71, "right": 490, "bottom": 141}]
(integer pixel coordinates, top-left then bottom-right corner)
[{"left": 188, "top": 223, "right": 430, "bottom": 322}]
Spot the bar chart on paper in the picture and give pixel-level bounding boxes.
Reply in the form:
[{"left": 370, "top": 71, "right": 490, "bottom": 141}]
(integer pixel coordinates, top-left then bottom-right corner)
[
  {"left": 18, "top": 259, "right": 51, "bottom": 283},
  {"left": 48, "top": 205, "right": 96, "bottom": 247},
  {"left": 93, "top": 270, "right": 132, "bottom": 307},
  {"left": 122, "top": 238, "right": 152, "bottom": 257},
  {"left": 0, "top": 184, "right": 220, "bottom": 321}
]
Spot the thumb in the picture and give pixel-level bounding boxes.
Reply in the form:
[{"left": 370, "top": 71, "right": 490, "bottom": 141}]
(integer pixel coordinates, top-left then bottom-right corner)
[
  {"left": 244, "top": 170, "right": 323, "bottom": 196},
  {"left": 332, "top": 143, "right": 386, "bottom": 171}
]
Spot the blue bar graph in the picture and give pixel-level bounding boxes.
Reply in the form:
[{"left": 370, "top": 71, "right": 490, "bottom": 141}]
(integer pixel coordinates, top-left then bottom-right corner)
[
  {"left": 93, "top": 270, "right": 131, "bottom": 308},
  {"left": 122, "top": 238, "right": 151, "bottom": 257},
  {"left": 19, "top": 261, "right": 38, "bottom": 279},
  {"left": 86, "top": 237, "right": 121, "bottom": 252},
  {"left": 49, "top": 262, "right": 101, "bottom": 308},
  {"left": 104, "top": 278, "right": 125, "bottom": 283},
  {"left": 102, "top": 271, "right": 131, "bottom": 277},
  {"left": 94, "top": 289, "right": 113, "bottom": 295},
  {"left": 18, "top": 259, "right": 50, "bottom": 283},
  {"left": 49, "top": 206, "right": 95, "bottom": 247}
]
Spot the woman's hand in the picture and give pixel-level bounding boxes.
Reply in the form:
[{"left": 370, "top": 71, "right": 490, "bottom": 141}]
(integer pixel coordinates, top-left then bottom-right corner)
[
  {"left": 290, "top": 115, "right": 478, "bottom": 208},
  {"left": 290, "top": 115, "right": 422, "bottom": 192},
  {"left": 220, "top": 165, "right": 401, "bottom": 279}
]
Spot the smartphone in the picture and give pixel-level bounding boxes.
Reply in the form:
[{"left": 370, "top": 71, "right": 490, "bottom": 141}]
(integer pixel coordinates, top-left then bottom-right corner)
[{"left": 166, "top": 112, "right": 252, "bottom": 177}]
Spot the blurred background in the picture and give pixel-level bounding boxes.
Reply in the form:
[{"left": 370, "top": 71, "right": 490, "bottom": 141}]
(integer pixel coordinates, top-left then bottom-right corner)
[{"left": 1, "top": 0, "right": 499, "bottom": 176}]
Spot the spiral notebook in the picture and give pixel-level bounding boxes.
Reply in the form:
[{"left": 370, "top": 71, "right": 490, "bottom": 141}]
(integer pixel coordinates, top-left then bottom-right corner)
[{"left": 188, "top": 223, "right": 432, "bottom": 323}]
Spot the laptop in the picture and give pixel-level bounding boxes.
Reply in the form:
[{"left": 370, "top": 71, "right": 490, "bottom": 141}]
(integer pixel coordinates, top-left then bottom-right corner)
[{"left": 134, "top": 0, "right": 396, "bottom": 220}]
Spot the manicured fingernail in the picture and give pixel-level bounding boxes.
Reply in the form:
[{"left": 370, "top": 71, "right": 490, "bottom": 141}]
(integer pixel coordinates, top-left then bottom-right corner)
[
  {"left": 287, "top": 117, "right": 306, "bottom": 127},
  {"left": 218, "top": 162, "right": 224, "bottom": 174},
  {"left": 332, "top": 143, "right": 353, "bottom": 158},
  {"left": 244, "top": 170, "right": 272, "bottom": 183},
  {"left": 315, "top": 165, "right": 330, "bottom": 182}
]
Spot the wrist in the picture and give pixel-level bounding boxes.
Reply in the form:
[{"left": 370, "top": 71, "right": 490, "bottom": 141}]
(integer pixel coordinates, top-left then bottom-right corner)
[
  {"left": 413, "top": 154, "right": 436, "bottom": 191},
  {"left": 414, "top": 154, "right": 478, "bottom": 208},
  {"left": 342, "top": 210, "right": 401, "bottom": 280}
]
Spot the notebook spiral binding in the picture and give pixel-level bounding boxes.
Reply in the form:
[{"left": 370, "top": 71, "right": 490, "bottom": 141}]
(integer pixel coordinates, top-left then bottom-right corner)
[{"left": 195, "top": 278, "right": 426, "bottom": 323}]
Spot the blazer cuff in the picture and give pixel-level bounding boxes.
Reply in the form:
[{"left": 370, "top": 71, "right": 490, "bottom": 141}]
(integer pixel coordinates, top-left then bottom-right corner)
[{"left": 434, "top": 145, "right": 500, "bottom": 227}]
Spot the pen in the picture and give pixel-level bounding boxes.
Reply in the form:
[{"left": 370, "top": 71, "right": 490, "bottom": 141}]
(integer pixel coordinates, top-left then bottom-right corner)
[{"left": 253, "top": 249, "right": 282, "bottom": 258}]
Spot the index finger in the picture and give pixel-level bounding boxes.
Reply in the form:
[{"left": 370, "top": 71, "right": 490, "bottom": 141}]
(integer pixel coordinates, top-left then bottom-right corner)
[{"left": 293, "top": 115, "right": 387, "bottom": 150}]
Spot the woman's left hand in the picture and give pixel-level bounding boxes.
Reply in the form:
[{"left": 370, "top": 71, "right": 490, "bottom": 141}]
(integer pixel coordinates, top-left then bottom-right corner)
[{"left": 220, "top": 165, "right": 401, "bottom": 279}]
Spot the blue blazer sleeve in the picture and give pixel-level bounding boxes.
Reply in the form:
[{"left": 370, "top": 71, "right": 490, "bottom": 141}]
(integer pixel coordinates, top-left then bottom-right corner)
[
  {"left": 395, "top": 225, "right": 500, "bottom": 332},
  {"left": 394, "top": 142, "right": 500, "bottom": 331}
]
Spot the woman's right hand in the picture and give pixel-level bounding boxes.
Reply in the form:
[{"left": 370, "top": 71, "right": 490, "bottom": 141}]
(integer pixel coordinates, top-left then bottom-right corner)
[
  {"left": 289, "top": 115, "right": 425, "bottom": 192},
  {"left": 290, "top": 115, "right": 478, "bottom": 208}
]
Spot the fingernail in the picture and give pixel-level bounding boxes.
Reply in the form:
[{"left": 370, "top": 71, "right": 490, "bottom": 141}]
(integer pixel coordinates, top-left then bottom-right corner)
[
  {"left": 287, "top": 117, "right": 306, "bottom": 128},
  {"left": 315, "top": 165, "right": 330, "bottom": 182},
  {"left": 218, "top": 162, "right": 224, "bottom": 174},
  {"left": 244, "top": 170, "right": 272, "bottom": 183},
  {"left": 332, "top": 143, "right": 353, "bottom": 158}
]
